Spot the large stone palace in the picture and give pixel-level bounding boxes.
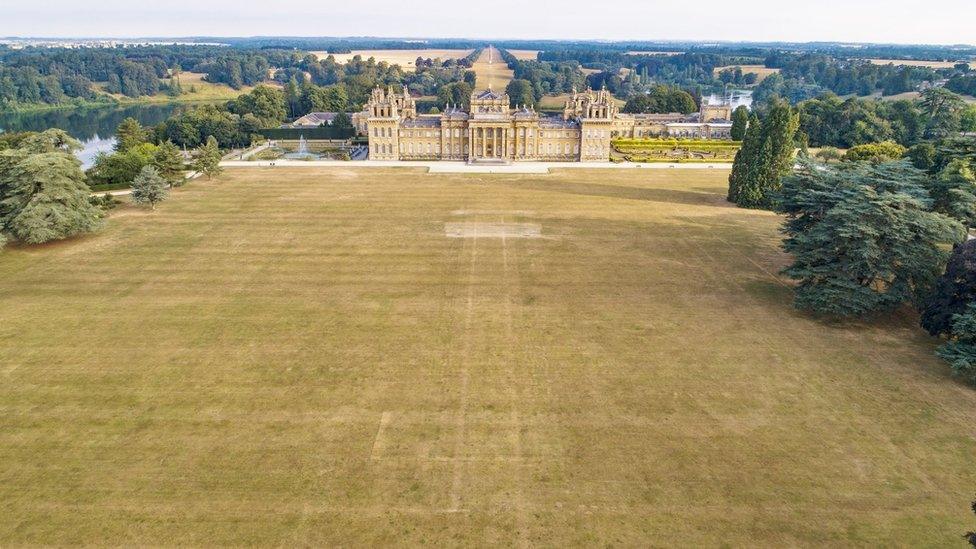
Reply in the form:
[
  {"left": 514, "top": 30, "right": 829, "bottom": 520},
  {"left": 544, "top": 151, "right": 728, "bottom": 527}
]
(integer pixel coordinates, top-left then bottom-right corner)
[{"left": 356, "top": 86, "right": 734, "bottom": 163}]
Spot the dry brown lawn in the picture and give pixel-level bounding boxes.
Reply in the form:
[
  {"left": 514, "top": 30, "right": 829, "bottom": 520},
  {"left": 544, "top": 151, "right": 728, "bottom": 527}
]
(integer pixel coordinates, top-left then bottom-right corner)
[
  {"left": 472, "top": 46, "right": 514, "bottom": 90},
  {"left": 506, "top": 49, "right": 539, "bottom": 61},
  {"left": 1, "top": 167, "right": 975, "bottom": 545},
  {"left": 712, "top": 65, "right": 781, "bottom": 83},
  {"left": 310, "top": 49, "right": 474, "bottom": 71}
]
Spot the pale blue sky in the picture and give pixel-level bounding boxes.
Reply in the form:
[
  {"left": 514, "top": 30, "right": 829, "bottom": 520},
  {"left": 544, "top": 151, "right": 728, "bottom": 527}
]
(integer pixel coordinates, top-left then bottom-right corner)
[{"left": 2, "top": 0, "right": 972, "bottom": 45}]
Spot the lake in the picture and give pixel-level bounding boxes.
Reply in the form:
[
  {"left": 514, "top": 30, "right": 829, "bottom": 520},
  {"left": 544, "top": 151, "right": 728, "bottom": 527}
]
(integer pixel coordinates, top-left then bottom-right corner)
[{"left": 0, "top": 103, "right": 200, "bottom": 168}]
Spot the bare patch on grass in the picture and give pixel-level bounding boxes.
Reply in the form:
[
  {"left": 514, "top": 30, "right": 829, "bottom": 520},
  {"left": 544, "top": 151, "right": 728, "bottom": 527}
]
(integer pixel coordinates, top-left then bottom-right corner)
[{"left": 445, "top": 222, "right": 541, "bottom": 238}]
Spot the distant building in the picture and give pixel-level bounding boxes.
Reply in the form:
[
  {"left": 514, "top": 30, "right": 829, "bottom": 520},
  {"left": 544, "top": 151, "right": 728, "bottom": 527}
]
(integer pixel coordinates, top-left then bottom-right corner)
[
  {"left": 289, "top": 112, "right": 340, "bottom": 128},
  {"left": 361, "top": 85, "right": 734, "bottom": 162}
]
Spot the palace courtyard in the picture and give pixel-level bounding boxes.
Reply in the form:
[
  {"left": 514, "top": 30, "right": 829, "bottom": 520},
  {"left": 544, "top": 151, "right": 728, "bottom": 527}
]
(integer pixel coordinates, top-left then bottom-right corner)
[{"left": 1, "top": 167, "right": 975, "bottom": 545}]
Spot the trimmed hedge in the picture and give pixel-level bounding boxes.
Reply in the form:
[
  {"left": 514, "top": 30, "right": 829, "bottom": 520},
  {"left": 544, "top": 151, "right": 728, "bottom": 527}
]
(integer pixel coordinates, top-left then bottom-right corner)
[
  {"left": 88, "top": 182, "right": 132, "bottom": 192},
  {"left": 623, "top": 156, "right": 736, "bottom": 164},
  {"left": 259, "top": 127, "right": 356, "bottom": 140}
]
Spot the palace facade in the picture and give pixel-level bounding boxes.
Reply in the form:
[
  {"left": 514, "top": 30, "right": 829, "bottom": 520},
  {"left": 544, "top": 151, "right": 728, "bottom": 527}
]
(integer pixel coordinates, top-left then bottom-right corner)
[{"left": 358, "top": 86, "right": 734, "bottom": 163}]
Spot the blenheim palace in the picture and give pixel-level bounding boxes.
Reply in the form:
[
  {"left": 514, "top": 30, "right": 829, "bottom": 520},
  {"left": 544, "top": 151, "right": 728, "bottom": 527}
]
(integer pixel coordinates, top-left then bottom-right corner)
[{"left": 356, "top": 85, "right": 734, "bottom": 163}]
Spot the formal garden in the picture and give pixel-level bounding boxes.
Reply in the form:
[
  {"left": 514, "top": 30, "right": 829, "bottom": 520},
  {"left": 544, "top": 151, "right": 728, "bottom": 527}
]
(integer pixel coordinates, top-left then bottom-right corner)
[{"left": 611, "top": 137, "right": 741, "bottom": 162}]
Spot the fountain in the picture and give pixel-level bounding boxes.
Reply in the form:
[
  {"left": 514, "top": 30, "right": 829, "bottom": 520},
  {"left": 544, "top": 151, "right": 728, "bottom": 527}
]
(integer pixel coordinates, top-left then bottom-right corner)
[{"left": 283, "top": 134, "right": 319, "bottom": 160}]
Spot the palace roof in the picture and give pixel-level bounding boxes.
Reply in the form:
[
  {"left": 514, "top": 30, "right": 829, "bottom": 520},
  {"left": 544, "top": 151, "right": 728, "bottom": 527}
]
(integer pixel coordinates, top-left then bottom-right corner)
[
  {"left": 401, "top": 117, "right": 441, "bottom": 128},
  {"left": 538, "top": 115, "right": 579, "bottom": 129},
  {"left": 474, "top": 88, "right": 505, "bottom": 100}
]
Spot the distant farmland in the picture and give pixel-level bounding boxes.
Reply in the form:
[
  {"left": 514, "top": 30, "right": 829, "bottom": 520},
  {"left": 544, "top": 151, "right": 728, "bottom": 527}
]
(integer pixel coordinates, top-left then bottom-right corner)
[
  {"left": 311, "top": 49, "right": 475, "bottom": 70},
  {"left": 712, "top": 65, "right": 781, "bottom": 83}
]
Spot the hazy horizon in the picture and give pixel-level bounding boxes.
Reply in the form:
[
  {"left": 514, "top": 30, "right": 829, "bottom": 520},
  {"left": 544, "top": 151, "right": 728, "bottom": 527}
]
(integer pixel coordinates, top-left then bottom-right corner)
[{"left": 2, "top": 0, "right": 974, "bottom": 47}]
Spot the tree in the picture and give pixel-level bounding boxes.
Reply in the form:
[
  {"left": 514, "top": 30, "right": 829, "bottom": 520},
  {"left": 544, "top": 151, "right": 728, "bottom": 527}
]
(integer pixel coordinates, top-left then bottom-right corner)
[
  {"left": 114, "top": 117, "right": 148, "bottom": 152},
  {"left": 730, "top": 105, "right": 749, "bottom": 140},
  {"left": 920, "top": 238, "right": 976, "bottom": 336},
  {"left": 727, "top": 113, "right": 762, "bottom": 205},
  {"left": 505, "top": 79, "right": 536, "bottom": 108},
  {"left": 622, "top": 85, "right": 697, "bottom": 115},
  {"left": 151, "top": 141, "right": 185, "bottom": 187},
  {"left": 928, "top": 159, "right": 976, "bottom": 227},
  {"left": 727, "top": 99, "right": 799, "bottom": 209},
  {"left": 907, "top": 142, "right": 937, "bottom": 171},
  {"left": 777, "top": 159, "right": 965, "bottom": 316},
  {"left": 936, "top": 304, "right": 976, "bottom": 385},
  {"left": 192, "top": 136, "right": 223, "bottom": 179},
  {"left": 227, "top": 85, "right": 287, "bottom": 127},
  {"left": 87, "top": 142, "right": 157, "bottom": 187},
  {"left": 962, "top": 106, "right": 976, "bottom": 133},
  {"left": 0, "top": 152, "right": 103, "bottom": 245},
  {"left": 843, "top": 141, "right": 907, "bottom": 163},
  {"left": 436, "top": 82, "right": 473, "bottom": 110},
  {"left": 130, "top": 166, "right": 168, "bottom": 210},
  {"left": 921, "top": 88, "right": 967, "bottom": 139},
  {"left": 332, "top": 111, "right": 354, "bottom": 132}
]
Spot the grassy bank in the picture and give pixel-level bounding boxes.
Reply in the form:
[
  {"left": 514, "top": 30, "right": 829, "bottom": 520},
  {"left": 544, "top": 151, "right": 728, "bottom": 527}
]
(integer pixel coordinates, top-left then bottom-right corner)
[{"left": 1, "top": 73, "right": 263, "bottom": 115}]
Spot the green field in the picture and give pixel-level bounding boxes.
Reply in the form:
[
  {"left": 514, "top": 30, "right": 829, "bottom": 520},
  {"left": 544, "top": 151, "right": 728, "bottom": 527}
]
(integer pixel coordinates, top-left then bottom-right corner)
[{"left": 1, "top": 167, "right": 975, "bottom": 545}]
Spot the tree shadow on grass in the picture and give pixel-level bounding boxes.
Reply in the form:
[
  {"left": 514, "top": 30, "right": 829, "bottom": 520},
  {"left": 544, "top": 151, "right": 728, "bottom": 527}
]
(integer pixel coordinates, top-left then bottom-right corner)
[{"left": 496, "top": 178, "right": 738, "bottom": 209}]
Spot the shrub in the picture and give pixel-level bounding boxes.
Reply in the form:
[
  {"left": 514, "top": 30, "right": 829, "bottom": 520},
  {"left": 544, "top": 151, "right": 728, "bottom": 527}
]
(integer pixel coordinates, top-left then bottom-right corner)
[{"left": 843, "top": 141, "right": 907, "bottom": 163}]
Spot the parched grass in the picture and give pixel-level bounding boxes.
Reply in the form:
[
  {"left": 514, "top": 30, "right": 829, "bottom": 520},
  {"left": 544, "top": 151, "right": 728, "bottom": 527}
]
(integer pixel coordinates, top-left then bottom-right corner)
[
  {"left": 311, "top": 49, "right": 475, "bottom": 70},
  {"left": 93, "top": 72, "right": 272, "bottom": 104},
  {"left": 712, "top": 65, "right": 781, "bottom": 83},
  {"left": 1, "top": 167, "right": 976, "bottom": 545},
  {"left": 473, "top": 46, "right": 514, "bottom": 90}
]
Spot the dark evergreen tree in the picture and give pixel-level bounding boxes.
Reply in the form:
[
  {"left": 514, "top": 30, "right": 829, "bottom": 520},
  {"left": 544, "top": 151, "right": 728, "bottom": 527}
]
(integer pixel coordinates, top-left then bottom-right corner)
[
  {"left": 730, "top": 105, "right": 749, "bottom": 141},
  {"left": 936, "top": 305, "right": 976, "bottom": 385},
  {"left": 921, "top": 239, "right": 976, "bottom": 336},
  {"left": 727, "top": 99, "right": 799, "bottom": 209},
  {"left": 727, "top": 113, "right": 762, "bottom": 205},
  {"left": 778, "top": 159, "right": 965, "bottom": 316},
  {"left": 151, "top": 141, "right": 186, "bottom": 188},
  {"left": 114, "top": 117, "right": 148, "bottom": 153},
  {"left": 0, "top": 133, "right": 103, "bottom": 246},
  {"left": 928, "top": 159, "right": 976, "bottom": 227},
  {"left": 130, "top": 165, "right": 168, "bottom": 210}
]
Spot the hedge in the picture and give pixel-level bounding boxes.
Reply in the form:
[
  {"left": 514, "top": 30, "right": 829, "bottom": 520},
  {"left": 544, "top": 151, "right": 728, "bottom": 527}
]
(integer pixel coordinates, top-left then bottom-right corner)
[{"left": 259, "top": 127, "right": 356, "bottom": 140}]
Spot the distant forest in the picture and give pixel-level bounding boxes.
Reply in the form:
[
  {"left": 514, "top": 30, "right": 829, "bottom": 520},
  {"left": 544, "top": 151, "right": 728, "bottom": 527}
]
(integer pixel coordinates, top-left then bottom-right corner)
[{"left": 1, "top": 39, "right": 974, "bottom": 132}]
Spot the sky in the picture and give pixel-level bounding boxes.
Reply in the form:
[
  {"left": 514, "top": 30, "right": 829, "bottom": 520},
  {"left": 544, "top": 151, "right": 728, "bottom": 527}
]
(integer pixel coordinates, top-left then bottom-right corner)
[{"left": 1, "top": 0, "right": 973, "bottom": 45}]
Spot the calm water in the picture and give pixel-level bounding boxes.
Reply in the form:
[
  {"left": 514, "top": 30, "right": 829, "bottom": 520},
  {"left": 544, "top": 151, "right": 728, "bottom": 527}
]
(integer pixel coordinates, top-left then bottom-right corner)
[
  {"left": 0, "top": 103, "right": 198, "bottom": 168},
  {"left": 703, "top": 90, "right": 753, "bottom": 111}
]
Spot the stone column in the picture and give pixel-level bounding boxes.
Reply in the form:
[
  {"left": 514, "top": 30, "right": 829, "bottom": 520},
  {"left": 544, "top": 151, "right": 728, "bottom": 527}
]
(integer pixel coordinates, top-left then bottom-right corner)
[{"left": 514, "top": 127, "right": 519, "bottom": 159}]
